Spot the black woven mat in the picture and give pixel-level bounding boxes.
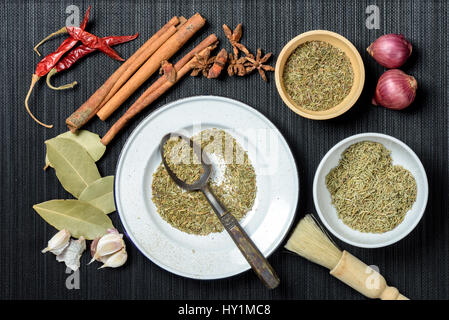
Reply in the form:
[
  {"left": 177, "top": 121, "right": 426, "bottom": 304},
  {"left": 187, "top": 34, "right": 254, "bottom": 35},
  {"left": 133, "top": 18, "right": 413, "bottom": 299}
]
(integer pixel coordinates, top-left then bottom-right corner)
[{"left": 0, "top": 0, "right": 447, "bottom": 300}]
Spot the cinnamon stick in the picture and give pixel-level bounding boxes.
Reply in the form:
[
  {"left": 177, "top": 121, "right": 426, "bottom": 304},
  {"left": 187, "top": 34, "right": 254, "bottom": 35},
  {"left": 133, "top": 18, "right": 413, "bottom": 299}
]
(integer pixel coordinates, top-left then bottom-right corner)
[
  {"left": 97, "top": 13, "right": 206, "bottom": 121},
  {"left": 98, "top": 25, "right": 178, "bottom": 109},
  {"left": 99, "top": 17, "right": 187, "bottom": 109},
  {"left": 127, "top": 34, "right": 218, "bottom": 107},
  {"left": 100, "top": 45, "right": 215, "bottom": 146},
  {"left": 65, "top": 16, "right": 180, "bottom": 132}
]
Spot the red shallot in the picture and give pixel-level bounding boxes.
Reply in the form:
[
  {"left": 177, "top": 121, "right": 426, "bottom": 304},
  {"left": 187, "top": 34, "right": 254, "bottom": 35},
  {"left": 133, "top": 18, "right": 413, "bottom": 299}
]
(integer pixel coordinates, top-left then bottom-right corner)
[
  {"left": 367, "top": 34, "right": 412, "bottom": 68},
  {"left": 372, "top": 69, "right": 417, "bottom": 110}
]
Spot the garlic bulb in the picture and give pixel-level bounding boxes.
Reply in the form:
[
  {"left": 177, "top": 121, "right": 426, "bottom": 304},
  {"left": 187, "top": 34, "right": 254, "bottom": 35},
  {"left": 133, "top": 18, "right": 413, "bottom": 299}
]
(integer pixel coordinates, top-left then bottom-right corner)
[
  {"left": 42, "top": 229, "right": 71, "bottom": 255},
  {"left": 99, "top": 248, "right": 128, "bottom": 269}
]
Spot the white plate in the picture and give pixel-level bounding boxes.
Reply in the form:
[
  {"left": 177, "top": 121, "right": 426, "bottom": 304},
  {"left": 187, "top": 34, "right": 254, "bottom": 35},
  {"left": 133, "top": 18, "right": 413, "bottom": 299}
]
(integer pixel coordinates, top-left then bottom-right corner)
[
  {"left": 115, "top": 96, "right": 299, "bottom": 279},
  {"left": 313, "top": 133, "right": 428, "bottom": 248}
]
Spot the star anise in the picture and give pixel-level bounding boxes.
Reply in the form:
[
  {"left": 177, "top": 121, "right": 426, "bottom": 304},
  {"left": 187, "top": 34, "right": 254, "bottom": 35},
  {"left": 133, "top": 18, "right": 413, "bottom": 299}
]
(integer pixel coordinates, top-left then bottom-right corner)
[
  {"left": 245, "top": 48, "right": 275, "bottom": 82},
  {"left": 227, "top": 53, "right": 248, "bottom": 77},
  {"left": 223, "top": 23, "right": 254, "bottom": 59},
  {"left": 223, "top": 24, "right": 242, "bottom": 56},
  {"left": 190, "top": 49, "right": 215, "bottom": 77}
]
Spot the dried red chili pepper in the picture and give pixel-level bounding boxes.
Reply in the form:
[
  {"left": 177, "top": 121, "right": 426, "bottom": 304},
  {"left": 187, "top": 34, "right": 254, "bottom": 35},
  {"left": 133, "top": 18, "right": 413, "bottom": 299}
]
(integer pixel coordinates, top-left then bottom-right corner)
[
  {"left": 26, "top": 6, "right": 92, "bottom": 128},
  {"left": 26, "top": 4, "right": 136, "bottom": 128},
  {"left": 46, "top": 33, "right": 138, "bottom": 90},
  {"left": 34, "top": 5, "right": 91, "bottom": 56},
  {"left": 66, "top": 27, "right": 125, "bottom": 61}
]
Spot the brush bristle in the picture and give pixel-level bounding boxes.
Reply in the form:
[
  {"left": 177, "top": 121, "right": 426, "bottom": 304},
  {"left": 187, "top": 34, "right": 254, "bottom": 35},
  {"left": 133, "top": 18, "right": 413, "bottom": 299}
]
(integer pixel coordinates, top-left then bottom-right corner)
[{"left": 285, "top": 214, "right": 342, "bottom": 270}]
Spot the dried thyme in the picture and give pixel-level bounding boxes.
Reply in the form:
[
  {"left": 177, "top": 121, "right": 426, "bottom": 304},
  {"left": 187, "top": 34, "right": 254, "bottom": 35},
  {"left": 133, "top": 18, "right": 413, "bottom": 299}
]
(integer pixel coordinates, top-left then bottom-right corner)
[
  {"left": 282, "top": 41, "right": 354, "bottom": 111},
  {"left": 326, "top": 141, "right": 417, "bottom": 233},
  {"left": 162, "top": 136, "right": 204, "bottom": 185},
  {"left": 152, "top": 129, "right": 257, "bottom": 235}
]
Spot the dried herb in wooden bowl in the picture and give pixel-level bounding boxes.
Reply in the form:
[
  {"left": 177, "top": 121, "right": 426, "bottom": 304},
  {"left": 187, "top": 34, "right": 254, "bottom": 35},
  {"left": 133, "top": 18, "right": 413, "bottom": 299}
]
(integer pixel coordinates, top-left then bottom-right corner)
[
  {"left": 282, "top": 41, "right": 354, "bottom": 111},
  {"left": 325, "top": 141, "right": 417, "bottom": 233},
  {"left": 152, "top": 129, "right": 257, "bottom": 235}
]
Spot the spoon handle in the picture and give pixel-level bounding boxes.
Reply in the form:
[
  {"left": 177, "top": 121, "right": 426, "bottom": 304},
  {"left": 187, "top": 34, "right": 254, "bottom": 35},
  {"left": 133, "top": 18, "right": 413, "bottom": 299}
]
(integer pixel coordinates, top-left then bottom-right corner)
[
  {"left": 221, "top": 213, "right": 280, "bottom": 289},
  {"left": 202, "top": 186, "right": 280, "bottom": 289}
]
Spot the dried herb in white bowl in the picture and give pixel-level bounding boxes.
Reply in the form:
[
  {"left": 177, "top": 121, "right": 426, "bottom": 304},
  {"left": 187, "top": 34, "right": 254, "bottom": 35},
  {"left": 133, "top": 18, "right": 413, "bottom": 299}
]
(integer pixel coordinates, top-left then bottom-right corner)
[{"left": 326, "top": 141, "right": 417, "bottom": 233}]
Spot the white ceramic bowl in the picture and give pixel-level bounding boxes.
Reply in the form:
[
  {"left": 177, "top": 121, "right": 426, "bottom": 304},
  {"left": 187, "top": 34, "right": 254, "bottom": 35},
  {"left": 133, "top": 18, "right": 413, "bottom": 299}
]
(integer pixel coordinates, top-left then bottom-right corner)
[{"left": 313, "top": 133, "right": 428, "bottom": 248}]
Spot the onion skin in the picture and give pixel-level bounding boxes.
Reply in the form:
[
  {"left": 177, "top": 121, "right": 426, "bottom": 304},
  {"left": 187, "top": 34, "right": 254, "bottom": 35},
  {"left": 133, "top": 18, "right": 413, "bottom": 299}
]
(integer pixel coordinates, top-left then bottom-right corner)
[
  {"left": 367, "top": 34, "right": 412, "bottom": 68},
  {"left": 372, "top": 69, "right": 417, "bottom": 110}
]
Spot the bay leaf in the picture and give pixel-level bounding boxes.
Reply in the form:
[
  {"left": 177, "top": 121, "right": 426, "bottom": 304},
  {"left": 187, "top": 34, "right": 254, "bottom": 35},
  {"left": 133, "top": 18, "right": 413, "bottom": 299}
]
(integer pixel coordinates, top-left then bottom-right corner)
[
  {"left": 33, "top": 200, "right": 114, "bottom": 240},
  {"left": 79, "top": 176, "right": 116, "bottom": 214},
  {"left": 45, "top": 130, "right": 106, "bottom": 169},
  {"left": 46, "top": 138, "right": 101, "bottom": 198}
]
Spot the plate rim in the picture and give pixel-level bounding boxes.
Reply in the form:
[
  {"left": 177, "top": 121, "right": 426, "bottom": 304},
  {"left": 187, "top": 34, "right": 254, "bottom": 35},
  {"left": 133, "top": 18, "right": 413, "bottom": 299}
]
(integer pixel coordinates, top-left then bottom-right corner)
[{"left": 114, "top": 95, "right": 300, "bottom": 279}]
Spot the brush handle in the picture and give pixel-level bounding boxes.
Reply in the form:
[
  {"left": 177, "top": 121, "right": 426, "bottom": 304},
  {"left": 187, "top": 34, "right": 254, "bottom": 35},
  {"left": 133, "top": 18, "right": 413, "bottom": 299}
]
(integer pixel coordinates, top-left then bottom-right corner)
[
  {"left": 330, "top": 251, "right": 408, "bottom": 300},
  {"left": 202, "top": 185, "right": 280, "bottom": 289}
]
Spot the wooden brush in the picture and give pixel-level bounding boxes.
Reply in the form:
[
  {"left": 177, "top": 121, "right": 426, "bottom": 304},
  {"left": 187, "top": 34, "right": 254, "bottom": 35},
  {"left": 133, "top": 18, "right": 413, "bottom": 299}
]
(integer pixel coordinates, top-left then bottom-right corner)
[{"left": 285, "top": 214, "right": 409, "bottom": 300}]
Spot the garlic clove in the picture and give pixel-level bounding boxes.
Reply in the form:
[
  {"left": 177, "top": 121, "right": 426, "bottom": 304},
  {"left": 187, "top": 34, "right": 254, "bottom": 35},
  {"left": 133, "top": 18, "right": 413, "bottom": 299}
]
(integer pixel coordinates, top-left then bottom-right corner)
[
  {"left": 92, "top": 233, "right": 125, "bottom": 261},
  {"left": 90, "top": 237, "right": 100, "bottom": 258},
  {"left": 42, "top": 229, "right": 71, "bottom": 254},
  {"left": 99, "top": 248, "right": 127, "bottom": 269},
  {"left": 50, "top": 242, "right": 70, "bottom": 256},
  {"left": 56, "top": 237, "right": 86, "bottom": 272}
]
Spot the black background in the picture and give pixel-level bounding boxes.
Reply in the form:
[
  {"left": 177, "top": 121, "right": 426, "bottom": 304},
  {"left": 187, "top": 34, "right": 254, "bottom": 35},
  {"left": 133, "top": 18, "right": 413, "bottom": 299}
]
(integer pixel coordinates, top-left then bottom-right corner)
[{"left": 0, "top": 0, "right": 447, "bottom": 300}]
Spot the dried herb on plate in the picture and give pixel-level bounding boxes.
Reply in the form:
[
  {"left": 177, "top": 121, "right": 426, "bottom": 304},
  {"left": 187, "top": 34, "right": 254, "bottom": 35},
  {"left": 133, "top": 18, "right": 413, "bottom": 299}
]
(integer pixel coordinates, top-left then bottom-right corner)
[
  {"left": 283, "top": 40, "right": 354, "bottom": 111},
  {"left": 33, "top": 200, "right": 114, "bottom": 240},
  {"left": 162, "top": 136, "right": 204, "bottom": 184},
  {"left": 152, "top": 129, "right": 257, "bottom": 235},
  {"left": 326, "top": 141, "right": 417, "bottom": 233}
]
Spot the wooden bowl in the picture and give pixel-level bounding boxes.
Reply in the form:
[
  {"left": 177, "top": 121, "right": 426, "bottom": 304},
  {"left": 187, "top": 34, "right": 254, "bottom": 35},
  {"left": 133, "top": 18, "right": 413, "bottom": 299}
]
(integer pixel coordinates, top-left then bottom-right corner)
[{"left": 275, "top": 30, "right": 365, "bottom": 120}]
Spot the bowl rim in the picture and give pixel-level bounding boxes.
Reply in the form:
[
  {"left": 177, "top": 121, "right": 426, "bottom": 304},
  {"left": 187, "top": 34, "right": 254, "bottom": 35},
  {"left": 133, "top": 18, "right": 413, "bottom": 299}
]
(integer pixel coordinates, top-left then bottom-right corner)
[
  {"left": 275, "top": 30, "right": 365, "bottom": 120},
  {"left": 312, "top": 132, "right": 429, "bottom": 248}
]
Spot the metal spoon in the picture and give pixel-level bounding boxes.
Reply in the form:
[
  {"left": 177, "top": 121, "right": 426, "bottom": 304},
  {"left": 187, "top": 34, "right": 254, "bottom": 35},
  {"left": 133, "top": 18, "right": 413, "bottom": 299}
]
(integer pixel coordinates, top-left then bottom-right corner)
[{"left": 160, "top": 133, "right": 280, "bottom": 289}]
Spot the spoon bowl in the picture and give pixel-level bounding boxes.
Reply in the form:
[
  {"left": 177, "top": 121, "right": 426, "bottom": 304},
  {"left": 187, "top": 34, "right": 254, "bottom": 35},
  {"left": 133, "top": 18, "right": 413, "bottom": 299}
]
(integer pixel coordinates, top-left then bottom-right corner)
[{"left": 159, "top": 133, "right": 211, "bottom": 191}]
